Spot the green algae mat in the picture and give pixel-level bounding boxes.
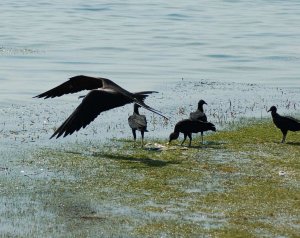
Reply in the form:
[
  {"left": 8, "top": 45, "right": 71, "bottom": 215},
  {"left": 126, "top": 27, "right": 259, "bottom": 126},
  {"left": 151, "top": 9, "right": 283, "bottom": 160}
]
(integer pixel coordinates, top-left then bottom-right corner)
[{"left": 1, "top": 121, "right": 299, "bottom": 237}]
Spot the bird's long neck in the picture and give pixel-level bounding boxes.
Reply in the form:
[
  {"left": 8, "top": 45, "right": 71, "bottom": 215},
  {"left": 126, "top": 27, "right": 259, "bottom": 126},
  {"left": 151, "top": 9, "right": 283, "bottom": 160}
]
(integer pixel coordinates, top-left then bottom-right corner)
[
  {"left": 271, "top": 111, "right": 278, "bottom": 118},
  {"left": 171, "top": 131, "right": 179, "bottom": 139},
  {"left": 198, "top": 104, "right": 204, "bottom": 112},
  {"left": 174, "top": 124, "right": 181, "bottom": 133},
  {"left": 134, "top": 106, "right": 140, "bottom": 115}
]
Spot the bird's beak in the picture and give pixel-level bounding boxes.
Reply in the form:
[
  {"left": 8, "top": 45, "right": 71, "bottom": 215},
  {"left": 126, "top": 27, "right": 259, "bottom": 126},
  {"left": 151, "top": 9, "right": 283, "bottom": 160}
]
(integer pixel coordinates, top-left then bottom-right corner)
[{"left": 267, "top": 109, "right": 270, "bottom": 112}]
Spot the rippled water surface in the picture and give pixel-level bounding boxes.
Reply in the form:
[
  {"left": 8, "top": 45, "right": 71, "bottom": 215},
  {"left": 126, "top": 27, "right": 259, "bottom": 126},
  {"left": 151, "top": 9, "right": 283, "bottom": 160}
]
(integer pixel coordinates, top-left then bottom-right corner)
[{"left": 1, "top": 0, "right": 300, "bottom": 103}]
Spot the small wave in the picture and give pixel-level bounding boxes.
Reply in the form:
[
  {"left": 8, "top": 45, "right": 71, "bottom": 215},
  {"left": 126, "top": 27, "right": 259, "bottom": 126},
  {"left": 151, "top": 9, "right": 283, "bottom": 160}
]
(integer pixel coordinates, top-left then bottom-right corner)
[
  {"left": 207, "top": 54, "right": 230, "bottom": 58},
  {"left": 0, "top": 47, "right": 42, "bottom": 56},
  {"left": 80, "top": 46, "right": 129, "bottom": 52},
  {"left": 75, "top": 7, "right": 111, "bottom": 12},
  {"left": 206, "top": 54, "right": 239, "bottom": 59},
  {"left": 75, "top": 4, "right": 111, "bottom": 12},
  {"left": 263, "top": 55, "right": 300, "bottom": 62},
  {"left": 166, "top": 13, "right": 189, "bottom": 20}
]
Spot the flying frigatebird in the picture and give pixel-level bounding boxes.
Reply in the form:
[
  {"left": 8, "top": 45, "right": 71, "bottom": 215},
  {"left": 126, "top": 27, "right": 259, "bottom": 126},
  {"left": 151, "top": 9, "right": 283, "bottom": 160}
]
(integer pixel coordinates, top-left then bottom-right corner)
[{"left": 34, "top": 75, "right": 167, "bottom": 138}]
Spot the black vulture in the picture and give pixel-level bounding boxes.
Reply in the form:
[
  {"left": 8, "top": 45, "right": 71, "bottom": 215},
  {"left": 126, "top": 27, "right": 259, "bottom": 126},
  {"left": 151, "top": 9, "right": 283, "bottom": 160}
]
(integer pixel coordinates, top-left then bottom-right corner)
[
  {"left": 268, "top": 106, "right": 300, "bottom": 143},
  {"left": 169, "top": 119, "right": 216, "bottom": 147},
  {"left": 190, "top": 99, "right": 208, "bottom": 143},
  {"left": 128, "top": 104, "right": 148, "bottom": 146},
  {"left": 34, "top": 75, "right": 167, "bottom": 138}
]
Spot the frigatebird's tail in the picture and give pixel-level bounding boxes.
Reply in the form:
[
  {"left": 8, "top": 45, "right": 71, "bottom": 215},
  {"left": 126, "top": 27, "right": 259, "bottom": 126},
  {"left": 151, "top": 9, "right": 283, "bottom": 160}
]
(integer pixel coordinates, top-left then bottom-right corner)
[
  {"left": 133, "top": 91, "right": 168, "bottom": 120},
  {"left": 134, "top": 91, "right": 158, "bottom": 102}
]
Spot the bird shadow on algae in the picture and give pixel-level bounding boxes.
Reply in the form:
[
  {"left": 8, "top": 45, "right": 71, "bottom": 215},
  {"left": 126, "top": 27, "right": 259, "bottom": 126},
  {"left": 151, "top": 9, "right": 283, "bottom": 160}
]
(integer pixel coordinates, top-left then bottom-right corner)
[
  {"left": 90, "top": 152, "right": 181, "bottom": 168},
  {"left": 285, "top": 141, "right": 300, "bottom": 146},
  {"left": 63, "top": 139, "right": 225, "bottom": 168},
  {"left": 268, "top": 140, "right": 300, "bottom": 146},
  {"left": 179, "top": 140, "right": 226, "bottom": 149}
]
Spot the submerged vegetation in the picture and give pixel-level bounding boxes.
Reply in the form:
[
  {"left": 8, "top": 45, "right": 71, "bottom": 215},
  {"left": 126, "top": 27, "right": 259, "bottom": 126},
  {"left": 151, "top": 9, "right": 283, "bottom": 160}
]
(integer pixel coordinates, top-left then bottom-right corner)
[{"left": 1, "top": 121, "right": 299, "bottom": 237}]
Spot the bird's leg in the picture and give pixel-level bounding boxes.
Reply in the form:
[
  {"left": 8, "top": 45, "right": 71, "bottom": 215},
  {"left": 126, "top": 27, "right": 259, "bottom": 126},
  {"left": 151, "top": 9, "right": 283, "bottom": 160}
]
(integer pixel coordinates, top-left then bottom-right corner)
[
  {"left": 188, "top": 133, "right": 192, "bottom": 147},
  {"left": 132, "top": 129, "right": 137, "bottom": 146},
  {"left": 181, "top": 134, "right": 187, "bottom": 146},
  {"left": 201, "top": 132, "right": 204, "bottom": 144},
  {"left": 141, "top": 131, "right": 144, "bottom": 147},
  {"left": 281, "top": 131, "right": 287, "bottom": 143},
  {"left": 132, "top": 129, "right": 137, "bottom": 140}
]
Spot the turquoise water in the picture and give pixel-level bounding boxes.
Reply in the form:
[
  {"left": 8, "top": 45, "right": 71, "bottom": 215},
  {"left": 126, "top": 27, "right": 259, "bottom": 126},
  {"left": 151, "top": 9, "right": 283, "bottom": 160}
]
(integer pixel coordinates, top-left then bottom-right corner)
[{"left": 1, "top": 0, "right": 300, "bottom": 103}]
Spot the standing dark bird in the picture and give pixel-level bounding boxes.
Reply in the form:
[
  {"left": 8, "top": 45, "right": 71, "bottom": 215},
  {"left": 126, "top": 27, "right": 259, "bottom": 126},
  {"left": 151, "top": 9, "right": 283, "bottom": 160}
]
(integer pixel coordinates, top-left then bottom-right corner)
[
  {"left": 128, "top": 104, "right": 148, "bottom": 146},
  {"left": 190, "top": 99, "right": 207, "bottom": 143},
  {"left": 34, "top": 75, "right": 167, "bottom": 138},
  {"left": 169, "top": 119, "right": 216, "bottom": 147},
  {"left": 268, "top": 106, "right": 300, "bottom": 143},
  {"left": 190, "top": 99, "right": 207, "bottom": 121}
]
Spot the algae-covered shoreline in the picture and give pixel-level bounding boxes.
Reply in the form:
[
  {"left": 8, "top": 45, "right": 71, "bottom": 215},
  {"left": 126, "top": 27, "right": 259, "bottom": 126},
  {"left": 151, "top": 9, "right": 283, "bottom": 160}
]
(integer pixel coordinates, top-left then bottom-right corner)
[
  {"left": 0, "top": 81, "right": 299, "bottom": 237},
  {"left": 1, "top": 120, "right": 299, "bottom": 237}
]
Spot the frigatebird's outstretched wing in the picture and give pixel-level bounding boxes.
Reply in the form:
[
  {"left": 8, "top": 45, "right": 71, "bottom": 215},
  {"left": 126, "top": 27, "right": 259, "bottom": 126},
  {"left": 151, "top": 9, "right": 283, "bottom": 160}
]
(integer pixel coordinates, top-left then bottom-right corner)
[
  {"left": 51, "top": 89, "right": 131, "bottom": 138},
  {"left": 35, "top": 75, "right": 169, "bottom": 138},
  {"left": 51, "top": 89, "right": 167, "bottom": 138},
  {"left": 34, "top": 75, "right": 104, "bottom": 99}
]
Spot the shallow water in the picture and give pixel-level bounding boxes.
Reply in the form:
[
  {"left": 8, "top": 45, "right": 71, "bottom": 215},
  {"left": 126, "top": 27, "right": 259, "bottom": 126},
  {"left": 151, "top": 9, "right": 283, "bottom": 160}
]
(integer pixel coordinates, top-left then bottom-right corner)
[
  {"left": 1, "top": 0, "right": 300, "bottom": 142},
  {"left": 1, "top": 0, "right": 300, "bottom": 104},
  {"left": 0, "top": 79, "right": 299, "bottom": 159}
]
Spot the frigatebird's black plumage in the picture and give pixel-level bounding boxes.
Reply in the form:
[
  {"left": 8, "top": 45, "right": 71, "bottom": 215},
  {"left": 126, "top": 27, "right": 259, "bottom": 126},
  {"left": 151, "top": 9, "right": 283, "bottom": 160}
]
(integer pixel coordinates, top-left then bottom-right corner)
[
  {"left": 128, "top": 104, "right": 148, "bottom": 146},
  {"left": 169, "top": 119, "right": 216, "bottom": 147},
  {"left": 268, "top": 106, "right": 300, "bottom": 143},
  {"left": 34, "top": 75, "right": 167, "bottom": 138}
]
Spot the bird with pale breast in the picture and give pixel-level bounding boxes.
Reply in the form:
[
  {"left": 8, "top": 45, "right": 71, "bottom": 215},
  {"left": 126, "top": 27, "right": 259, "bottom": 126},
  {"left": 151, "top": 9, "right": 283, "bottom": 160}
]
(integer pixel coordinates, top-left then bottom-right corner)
[{"left": 128, "top": 104, "right": 148, "bottom": 147}]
